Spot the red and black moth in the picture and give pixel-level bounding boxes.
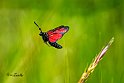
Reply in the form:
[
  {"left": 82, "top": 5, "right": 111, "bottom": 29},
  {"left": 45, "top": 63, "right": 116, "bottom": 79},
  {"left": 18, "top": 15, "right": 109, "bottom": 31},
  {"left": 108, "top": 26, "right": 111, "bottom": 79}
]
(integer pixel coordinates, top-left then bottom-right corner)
[{"left": 34, "top": 21, "right": 69, "bottom": 49}]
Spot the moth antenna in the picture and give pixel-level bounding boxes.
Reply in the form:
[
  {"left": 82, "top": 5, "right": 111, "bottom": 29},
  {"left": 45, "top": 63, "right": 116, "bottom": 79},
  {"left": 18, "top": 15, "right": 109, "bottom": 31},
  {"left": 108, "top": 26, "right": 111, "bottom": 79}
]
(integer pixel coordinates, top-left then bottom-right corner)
[{"left": 34, "top": 21, "right": 42, "bottom": 32}]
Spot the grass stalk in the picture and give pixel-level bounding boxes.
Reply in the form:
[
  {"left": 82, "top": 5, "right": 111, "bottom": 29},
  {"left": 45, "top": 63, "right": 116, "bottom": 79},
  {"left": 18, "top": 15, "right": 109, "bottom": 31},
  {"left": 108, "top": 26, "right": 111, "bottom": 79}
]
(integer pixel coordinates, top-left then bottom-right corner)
[{"left": 78, "top": 37, "right": 114, "bottom": 83}]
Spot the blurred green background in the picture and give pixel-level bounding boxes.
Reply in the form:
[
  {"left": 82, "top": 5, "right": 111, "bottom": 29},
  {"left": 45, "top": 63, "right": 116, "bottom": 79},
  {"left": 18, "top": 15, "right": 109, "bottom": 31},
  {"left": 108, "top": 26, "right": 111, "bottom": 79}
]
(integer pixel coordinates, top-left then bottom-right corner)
[{"left": 0, "top": 0, "right": 124, "bottom": 83}]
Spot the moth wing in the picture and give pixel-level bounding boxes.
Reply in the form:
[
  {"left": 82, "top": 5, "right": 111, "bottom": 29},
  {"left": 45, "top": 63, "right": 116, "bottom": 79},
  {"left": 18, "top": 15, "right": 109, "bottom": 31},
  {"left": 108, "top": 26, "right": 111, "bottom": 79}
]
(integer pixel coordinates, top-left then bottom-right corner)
[{"left": 47, "top": 25, "right": 69, "bottom": 43}]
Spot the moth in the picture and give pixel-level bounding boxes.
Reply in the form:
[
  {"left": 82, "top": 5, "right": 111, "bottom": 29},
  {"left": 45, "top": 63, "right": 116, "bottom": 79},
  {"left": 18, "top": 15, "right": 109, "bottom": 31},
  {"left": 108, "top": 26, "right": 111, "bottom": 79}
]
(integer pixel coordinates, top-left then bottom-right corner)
[{"left": 34, "top": 21, "right": 69, "bottom": 49}]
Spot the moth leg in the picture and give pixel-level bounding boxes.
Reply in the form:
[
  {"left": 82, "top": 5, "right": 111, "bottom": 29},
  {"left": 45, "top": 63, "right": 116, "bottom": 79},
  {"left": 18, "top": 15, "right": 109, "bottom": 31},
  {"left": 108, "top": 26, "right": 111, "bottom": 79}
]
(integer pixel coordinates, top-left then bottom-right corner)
[{"left": 44, "top": 42, "right": 50, "bottom": 47}]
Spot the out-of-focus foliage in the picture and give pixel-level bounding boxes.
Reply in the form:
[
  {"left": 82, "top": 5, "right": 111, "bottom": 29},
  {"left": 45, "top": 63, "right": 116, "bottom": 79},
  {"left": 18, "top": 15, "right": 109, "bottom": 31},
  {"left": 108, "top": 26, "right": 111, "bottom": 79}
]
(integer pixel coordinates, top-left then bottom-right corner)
[{"left": 0, "top": 0, "right": 124, "bottom": 83}]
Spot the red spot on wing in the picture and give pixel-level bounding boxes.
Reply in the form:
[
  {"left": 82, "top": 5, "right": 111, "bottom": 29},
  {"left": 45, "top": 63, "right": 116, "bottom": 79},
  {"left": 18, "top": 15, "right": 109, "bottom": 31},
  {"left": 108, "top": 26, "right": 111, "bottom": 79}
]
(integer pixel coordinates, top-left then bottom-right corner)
[{"left": 48, "top": 33, "right": 62, "bottom": 42}]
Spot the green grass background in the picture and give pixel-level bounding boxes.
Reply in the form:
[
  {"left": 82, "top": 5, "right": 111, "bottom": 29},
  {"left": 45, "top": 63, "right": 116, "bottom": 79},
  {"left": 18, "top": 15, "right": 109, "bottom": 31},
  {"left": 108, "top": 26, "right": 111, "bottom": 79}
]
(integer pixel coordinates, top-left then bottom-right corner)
[{"left": 0, "top": 0, "right": 124, "bottom": 83}]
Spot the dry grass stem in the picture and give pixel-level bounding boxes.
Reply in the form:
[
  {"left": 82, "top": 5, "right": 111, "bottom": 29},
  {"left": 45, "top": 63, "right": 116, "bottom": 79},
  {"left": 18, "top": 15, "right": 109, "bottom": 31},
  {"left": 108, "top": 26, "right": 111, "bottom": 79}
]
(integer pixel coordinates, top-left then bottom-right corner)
[{"left": 78, "top": 37, "right": 114, "bottom": 83}]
